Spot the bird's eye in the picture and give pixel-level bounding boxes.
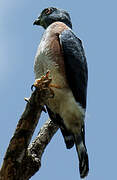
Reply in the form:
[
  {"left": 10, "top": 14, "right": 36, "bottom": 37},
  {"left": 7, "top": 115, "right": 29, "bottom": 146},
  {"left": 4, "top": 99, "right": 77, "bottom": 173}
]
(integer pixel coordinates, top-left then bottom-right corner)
[{"left": 45, "top": 8, "right": 52, "bottom": 15}]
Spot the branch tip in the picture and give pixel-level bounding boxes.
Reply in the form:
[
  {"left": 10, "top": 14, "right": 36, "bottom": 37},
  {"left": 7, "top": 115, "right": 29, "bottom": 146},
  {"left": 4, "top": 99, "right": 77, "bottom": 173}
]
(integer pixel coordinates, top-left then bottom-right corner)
[{"left": 24, "top": 97, "right": 30, "bottom": 103}]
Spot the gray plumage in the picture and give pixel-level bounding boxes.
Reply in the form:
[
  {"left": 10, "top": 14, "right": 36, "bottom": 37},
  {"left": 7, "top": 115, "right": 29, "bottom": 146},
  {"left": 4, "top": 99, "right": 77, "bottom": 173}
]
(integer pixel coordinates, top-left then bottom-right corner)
[{"left": 33, "top": 7, "right": 89, "bottom": 178}]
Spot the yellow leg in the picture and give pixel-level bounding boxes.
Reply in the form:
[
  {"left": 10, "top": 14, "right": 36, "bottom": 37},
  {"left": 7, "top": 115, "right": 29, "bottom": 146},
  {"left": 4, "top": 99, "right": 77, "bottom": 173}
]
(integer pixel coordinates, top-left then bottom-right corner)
[{"left": 34, "top": 71, "right": 62, "bottom": 90}]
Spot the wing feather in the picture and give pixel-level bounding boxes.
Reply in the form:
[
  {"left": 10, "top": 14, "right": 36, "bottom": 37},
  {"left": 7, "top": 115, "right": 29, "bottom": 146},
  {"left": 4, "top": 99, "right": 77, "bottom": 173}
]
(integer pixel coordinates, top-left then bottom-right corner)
[{"left": 59, "top": 29, "right": 88, "bottom": 109}]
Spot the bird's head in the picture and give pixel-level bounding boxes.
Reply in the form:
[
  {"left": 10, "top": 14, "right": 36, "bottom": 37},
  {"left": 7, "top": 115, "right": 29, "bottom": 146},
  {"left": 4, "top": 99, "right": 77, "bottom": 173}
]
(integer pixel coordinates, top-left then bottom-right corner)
[{"left": 33, "top": 7, "right": 72, "bottom": 29}]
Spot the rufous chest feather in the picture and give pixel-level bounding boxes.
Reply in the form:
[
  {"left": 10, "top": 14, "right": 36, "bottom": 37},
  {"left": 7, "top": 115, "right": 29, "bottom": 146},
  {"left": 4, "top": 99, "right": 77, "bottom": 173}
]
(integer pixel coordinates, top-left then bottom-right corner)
[{"left": 34, "top": 22, "right": 69, "bottom": 87}]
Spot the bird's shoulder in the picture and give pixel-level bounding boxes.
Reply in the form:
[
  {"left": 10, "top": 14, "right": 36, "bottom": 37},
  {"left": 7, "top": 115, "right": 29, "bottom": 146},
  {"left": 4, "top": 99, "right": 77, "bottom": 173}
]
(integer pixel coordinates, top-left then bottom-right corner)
[
  {"left": 40, "top": 22, "right": 69, "bottom": 56},
  {"left": 47, "top": 21, "right": 70, "bottom": 36}
]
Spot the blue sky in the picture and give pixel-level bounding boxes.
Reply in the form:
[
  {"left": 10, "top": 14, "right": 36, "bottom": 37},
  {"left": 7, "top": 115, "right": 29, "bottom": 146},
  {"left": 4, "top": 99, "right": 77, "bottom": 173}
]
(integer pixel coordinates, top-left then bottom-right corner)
[{"left": 0, "top": 0, "right": 117, "bottom": 179}]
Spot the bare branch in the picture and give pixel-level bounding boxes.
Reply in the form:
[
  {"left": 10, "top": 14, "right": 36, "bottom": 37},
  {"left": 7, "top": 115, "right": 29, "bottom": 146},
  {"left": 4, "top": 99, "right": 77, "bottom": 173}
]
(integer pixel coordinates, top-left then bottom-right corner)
[
  {"left": 21, "top": 119, "right": 58, "bottom": 180},
  {"left": 0, "top": 73, "right": 58, "bottom": 180}
]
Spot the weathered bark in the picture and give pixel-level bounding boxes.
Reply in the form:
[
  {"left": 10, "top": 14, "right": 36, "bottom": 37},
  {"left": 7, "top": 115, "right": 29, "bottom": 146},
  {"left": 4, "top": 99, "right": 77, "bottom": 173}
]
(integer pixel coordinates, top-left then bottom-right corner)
[
  {"left": 0, "top": 75, "right": 59, "bottom": 180},
  {"left": 21, "top": 119, "right": 58, "bottom": 180}
]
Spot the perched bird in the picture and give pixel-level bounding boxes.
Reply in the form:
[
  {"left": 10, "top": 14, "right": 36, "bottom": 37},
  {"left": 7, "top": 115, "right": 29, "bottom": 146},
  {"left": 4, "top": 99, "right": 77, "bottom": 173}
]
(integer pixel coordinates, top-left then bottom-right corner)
[{"left": 33, "top": 7, "right": 89, "bottom": 178}]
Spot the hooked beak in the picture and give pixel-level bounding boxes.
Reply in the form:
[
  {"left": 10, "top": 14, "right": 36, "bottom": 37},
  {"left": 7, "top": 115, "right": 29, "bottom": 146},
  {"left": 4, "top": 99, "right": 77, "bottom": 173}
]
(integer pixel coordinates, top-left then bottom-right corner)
[{"left": 33, "top": 17, "right": 41, "bottom": 25}]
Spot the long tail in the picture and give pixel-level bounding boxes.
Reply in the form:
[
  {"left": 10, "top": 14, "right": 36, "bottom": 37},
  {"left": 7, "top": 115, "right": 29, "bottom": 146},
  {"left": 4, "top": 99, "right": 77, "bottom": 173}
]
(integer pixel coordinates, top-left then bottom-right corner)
[{"left": 74, "top": 126, "right": 89, "bottom": 178}]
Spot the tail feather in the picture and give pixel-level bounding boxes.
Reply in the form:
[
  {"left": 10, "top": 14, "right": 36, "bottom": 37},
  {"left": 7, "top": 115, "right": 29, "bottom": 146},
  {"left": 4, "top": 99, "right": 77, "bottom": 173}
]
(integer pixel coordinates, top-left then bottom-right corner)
[
  {"left": 46, "top": 106, "right": 74, "bottom": 149},
  {"left": 60, "top": 127, "right": 74, "bottom": 149},
  {"left": 46, "top": 106, "right": 89, "bottom": 177},
  {"left": 74, "top": 133, "right": 89, "bottom": 178}
]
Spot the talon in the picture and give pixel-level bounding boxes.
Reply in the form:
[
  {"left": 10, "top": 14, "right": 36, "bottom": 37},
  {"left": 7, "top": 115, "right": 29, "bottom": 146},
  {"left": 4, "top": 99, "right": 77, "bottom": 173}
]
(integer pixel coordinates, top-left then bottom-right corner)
[
  {"left": 31, "top": 84, "right": 35, "bottom": 91},
  {"left": 33, "top": 71, "right": 51, "bottom": 89},
  {"left": 34, "top": 79, "right": 41, "bottom": 87},
  {"left": 31, "top": 71, "right": 58, "bottom": 99}
]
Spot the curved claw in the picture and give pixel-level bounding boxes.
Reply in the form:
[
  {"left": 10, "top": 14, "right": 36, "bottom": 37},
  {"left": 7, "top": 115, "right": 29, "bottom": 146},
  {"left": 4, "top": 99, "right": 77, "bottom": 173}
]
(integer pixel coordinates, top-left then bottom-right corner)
[{"left": 31, "top": 84, "right": 35, "bottom": 91}]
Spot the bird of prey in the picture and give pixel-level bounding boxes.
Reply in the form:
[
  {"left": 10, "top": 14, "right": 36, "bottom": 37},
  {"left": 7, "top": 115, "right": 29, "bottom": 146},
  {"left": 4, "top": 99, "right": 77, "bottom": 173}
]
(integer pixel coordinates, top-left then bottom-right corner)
[{"left": 33, "top": 7, "right": 89, "bottom": 178}]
